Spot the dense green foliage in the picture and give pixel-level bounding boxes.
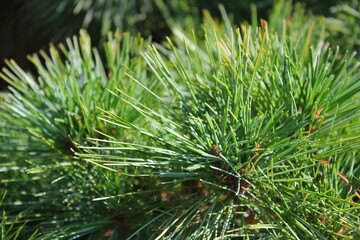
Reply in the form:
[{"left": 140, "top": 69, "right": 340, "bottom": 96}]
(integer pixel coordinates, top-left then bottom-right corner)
[{"left": 1, "top": 0, "right": 359, "bottom": 239}]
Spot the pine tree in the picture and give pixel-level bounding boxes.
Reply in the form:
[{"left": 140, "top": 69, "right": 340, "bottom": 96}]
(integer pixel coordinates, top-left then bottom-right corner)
[{"left": 1, "top": 0, "right": 359, "bottom": 239}]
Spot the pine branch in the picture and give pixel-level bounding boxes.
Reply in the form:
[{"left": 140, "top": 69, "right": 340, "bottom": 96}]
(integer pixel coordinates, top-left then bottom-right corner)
[
  {"left": 0, "top": 30, "right": 164, "bottom": 238},
  {"left": 1, "top": 2, "right": 359, "bottom": 239},
  {"left": 78, "top": 8, "right": 360, "bottom": 239}
]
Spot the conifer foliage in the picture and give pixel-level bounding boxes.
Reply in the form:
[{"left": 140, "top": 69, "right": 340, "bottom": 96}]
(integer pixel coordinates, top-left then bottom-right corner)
[{"left": 1, "top": 0, "right": 359, "bottom": 239}]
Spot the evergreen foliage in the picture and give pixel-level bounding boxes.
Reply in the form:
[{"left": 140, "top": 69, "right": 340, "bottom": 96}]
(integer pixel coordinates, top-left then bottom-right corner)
[
  {"left": 325, "top": 1, "right": 360, "bottom": 56},
  {"left": 1, "top": 0, "right": 359, "bottom": 239}
]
